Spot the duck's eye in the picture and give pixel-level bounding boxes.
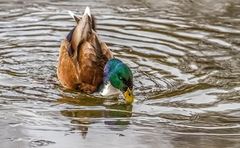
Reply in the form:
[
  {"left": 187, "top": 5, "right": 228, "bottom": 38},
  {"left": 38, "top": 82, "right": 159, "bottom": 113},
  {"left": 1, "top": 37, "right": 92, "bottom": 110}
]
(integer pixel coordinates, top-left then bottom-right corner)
[{"left": 119, "top": 76, "right": 123, "bottom": 80}]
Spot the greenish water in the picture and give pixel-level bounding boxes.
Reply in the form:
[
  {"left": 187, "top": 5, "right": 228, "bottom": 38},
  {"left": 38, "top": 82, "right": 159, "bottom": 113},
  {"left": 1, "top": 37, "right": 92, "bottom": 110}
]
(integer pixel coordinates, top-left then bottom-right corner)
[{"left": 0, "top": 0, "right": 240, "bottom": 147}]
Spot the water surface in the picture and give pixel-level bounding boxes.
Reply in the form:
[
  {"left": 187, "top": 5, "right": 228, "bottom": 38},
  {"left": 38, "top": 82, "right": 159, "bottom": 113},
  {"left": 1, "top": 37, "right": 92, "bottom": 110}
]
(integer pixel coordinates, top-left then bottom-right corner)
[{"left": 0, "top": 0, "right": 240, "bottom": 147}]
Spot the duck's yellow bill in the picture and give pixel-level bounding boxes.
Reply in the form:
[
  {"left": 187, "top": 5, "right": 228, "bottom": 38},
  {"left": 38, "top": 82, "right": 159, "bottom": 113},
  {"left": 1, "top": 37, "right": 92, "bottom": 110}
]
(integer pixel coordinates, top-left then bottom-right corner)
[{"left": 123, "top": 88, "right": 134, "bottom": 104}]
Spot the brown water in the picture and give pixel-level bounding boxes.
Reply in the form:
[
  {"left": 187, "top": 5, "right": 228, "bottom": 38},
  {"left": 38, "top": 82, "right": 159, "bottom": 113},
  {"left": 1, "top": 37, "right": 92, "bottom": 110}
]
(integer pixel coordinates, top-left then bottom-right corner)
[{"left": 0, "top": 0, "right": 240, "bottom": 147}]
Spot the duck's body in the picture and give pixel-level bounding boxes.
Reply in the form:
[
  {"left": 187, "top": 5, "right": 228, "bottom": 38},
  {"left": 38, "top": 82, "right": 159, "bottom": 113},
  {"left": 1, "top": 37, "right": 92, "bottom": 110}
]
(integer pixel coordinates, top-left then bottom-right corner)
[
  {"left": 57, "top": 29, "right": 112, "bottom": 93},
  {"left": 57, "top": 7, "right": 112, "bottom": 93},
  {"left": 57, "top": 7, "right": 134, "bottom": 104}
]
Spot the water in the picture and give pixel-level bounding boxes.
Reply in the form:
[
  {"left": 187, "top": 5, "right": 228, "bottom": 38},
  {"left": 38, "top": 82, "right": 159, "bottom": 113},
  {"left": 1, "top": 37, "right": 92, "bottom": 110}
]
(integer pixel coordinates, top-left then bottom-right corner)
[{"left": 0, "top": 0, "right": 240, "bottom": 147}]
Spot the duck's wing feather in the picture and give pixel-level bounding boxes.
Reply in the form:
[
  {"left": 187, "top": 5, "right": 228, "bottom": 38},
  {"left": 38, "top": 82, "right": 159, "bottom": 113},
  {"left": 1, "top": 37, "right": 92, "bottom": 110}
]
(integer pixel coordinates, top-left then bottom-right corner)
[
  {"left": 57, "top": 39, "right": 79, "bottom": 90},
  {"left": 76, "top": 31, "right": 112, "bottom": 93}
]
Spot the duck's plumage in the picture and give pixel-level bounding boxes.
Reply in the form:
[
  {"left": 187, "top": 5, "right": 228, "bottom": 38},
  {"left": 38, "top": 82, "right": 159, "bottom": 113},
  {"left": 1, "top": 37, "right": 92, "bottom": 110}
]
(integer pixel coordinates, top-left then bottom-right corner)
[{"left": 57, "top": 7, "right": 113, "bottom": 93}]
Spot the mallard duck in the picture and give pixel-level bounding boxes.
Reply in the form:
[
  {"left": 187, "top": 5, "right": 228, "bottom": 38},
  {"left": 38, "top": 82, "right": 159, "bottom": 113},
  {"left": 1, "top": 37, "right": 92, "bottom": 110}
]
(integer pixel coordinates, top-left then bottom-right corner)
[{"left": 57, "top": 7, "right": 134, "bottom": 104}]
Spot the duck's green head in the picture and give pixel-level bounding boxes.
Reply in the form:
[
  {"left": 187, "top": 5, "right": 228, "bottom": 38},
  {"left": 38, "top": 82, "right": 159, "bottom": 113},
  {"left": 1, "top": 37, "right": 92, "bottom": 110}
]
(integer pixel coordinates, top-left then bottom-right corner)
[{"left": 103, "top": 58, "right": 134, "bottom": 104}]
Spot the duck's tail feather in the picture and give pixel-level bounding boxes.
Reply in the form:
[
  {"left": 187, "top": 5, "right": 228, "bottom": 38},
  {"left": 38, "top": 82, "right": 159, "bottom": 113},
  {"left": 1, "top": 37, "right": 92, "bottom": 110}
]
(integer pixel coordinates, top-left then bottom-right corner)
[
  {"left": 67, "top": 7, "right": 97, "bottom": 59},
  {"left": 84, "top": 6, "right": 91, "bottom": 16},
  {"left": 68, "top": 10, "right": 81, "bottom": 23}
]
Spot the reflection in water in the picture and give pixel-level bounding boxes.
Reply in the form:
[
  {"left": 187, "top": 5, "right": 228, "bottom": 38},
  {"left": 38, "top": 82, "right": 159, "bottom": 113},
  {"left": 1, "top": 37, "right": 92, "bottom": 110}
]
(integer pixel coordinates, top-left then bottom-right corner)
[
  {"left": 0, "top": 0, "right": 240, "bottom": 147},
  {"left": 59, "top": 97, "right": 133, "bottom": 138}
]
